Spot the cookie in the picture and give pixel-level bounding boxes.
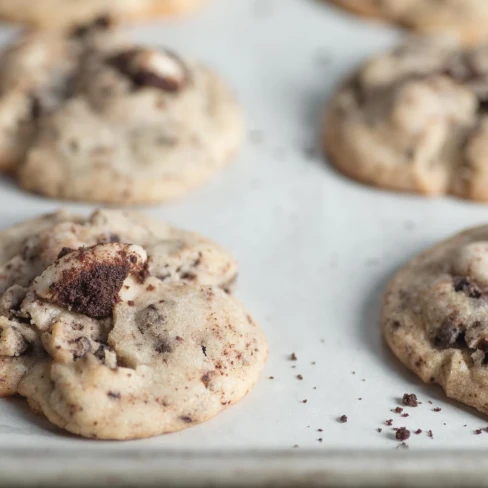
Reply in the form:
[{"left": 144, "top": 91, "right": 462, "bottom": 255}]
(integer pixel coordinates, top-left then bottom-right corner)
[
  {"left": 329, "top": 0, "right": 488, "bottom": 45},
  {"left": 0, "top": 0, "right": 207, "bottom": 28},
  {"left": 382, "top": 225, "right": 488, "bottom": 416},
  {"left": 324, "top": 37, "right": 488, "bottom": 202},
  {"left": 0, "top": 209, "right": 267, "bottom": 439},
  {"left": 0, "top": 21, "right": 243, "bottom": 204}
]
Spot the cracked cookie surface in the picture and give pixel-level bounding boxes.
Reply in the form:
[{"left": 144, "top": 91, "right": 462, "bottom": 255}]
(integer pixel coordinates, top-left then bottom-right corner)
[
  {"left": 0, "top": 0, "right": 207, "bottom": 28},
  {"left": 382, "top": 225, "right": 488, "bottom": 416},
  {"left": 329, "top": 0, "right": 488, "bottom": 44},
  {"left": 0, "top": 20, "right": 242, "bottom": 204},
  {"left": 0, "top": 209, "right": 266, "bottom": 439},
  {"left": 325, "top": 37, "right": 488, "bottom": 202}
]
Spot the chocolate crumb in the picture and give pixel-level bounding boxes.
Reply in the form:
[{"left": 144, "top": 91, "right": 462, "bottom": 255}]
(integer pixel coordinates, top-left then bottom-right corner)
[
  {"left": 433, "top": 407, "right": 442, "bottom": 412},
  {"left": 428, "top": 430, "right": 433, "bottom": 439},
  {"left": 402, "top": 413, "right": 409, "bottom": 418},
  {"left": 317, "top": 438, "right": 323, "bottom": 442},
  {"left": 475, "top": 429, "right": 483, "bottom": 435},
  {"left": 393, "top": 407, "right": 403, "bottom": 413},
  {"left": 302, "top": 399, "right": 308, "bottom": 404},
  {"left": 339, "top": 415, "right": 348, "bottom": 423},
  {"left": 297, "top": 374, "right": 303, "bottom": 380},
  {"left": 268, "top": 376, "right": 274, "bottom": 380},
  {"left": 402, "top": 393, "right": 418, "bottom": 407},
  {"left": 318, "top": 429, "right": 323, "bottom": 432},
  {"left": 428, "top": 400, "right": 433, "bottom": 404},
  {"left": 127, "top": 300, "right": 134, "bottom": 306},
  {"left": 377, "top": 428, "right": 382, "bottom": 433},
  {"left": 290, "top": 353, "right": 297, "bottom": 361},
  {"left": 395, "top": 427, "right": 410, "bottom": 441},
  {"left": 107, "top": 391, "right": 121, "bottom": 399},
  {"left": 415, "top": 429, "right": 422, "bottom": 435},
  {"left": 385, "top": 419, "right": 393, "bottom": 426}
]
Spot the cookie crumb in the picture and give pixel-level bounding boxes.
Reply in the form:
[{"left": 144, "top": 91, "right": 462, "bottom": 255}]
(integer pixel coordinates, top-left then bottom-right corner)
[
  {"left": 339, "top": 415, "right": 348, "bottom": 423},
  {"left": 395, "top": 427, "right": 410, "bottom": 441},
  {"left": 428, "top": 400, "right": 433, "bottom": 405},
  {"left": 402, "top": 393, "right": 418, "bottom": 407}
]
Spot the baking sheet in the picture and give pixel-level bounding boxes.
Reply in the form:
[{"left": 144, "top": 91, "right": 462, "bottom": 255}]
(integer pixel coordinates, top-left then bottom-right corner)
[{"left": 1, "top": 0, "right": 488, "bottom": 485}]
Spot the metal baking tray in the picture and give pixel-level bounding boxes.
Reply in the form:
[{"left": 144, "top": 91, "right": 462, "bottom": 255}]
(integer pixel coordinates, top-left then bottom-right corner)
[{"left": 1, "top": 0, "right": 487, "bottom": 485}]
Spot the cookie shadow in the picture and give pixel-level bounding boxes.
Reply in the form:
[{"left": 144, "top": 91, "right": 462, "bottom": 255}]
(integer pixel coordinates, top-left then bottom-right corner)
[{"left": 359, "top": 268, "right": 488, "bottom": 422}]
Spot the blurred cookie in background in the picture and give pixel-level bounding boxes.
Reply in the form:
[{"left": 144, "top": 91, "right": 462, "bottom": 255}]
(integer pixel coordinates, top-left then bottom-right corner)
[
  {"left": 328, "top": 0, "right": 488, "bottom": 45},
  {"left": 0, "top": 0, "right": 207, "bottom": 28},
  {"left": 0, "top": 18, "right": 243, "bottom": 204},
  {"left": 324, "top": 37, "right": 488, "bottom": 202}
]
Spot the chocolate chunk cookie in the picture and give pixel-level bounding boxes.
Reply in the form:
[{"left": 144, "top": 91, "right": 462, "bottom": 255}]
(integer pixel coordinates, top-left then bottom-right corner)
[
  {"left": 0, "top": 21, "right": 242, "bottom": 204},
  {"left": 324, "top": 37, "right": 488, "bottom": 202},
  {"left": 329, "top": 0, "right": 488, "bottom": 45},
  {"left": 0, "top": 209, "right": 266, "bottom": 439},
  {"left": 0, "top": 0, "right": 207, "bottom": 29},
  {"left": 382, "top": 225, "right": 488, "bottom": 416}
]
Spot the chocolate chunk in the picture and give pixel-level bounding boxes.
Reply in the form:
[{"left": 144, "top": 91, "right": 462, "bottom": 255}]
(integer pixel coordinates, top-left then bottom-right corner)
[
  {"left": 49, "top": 261, "right": 131, "bottom": 318},
  {"left": 339, "top": 415, "right": 347, "bottom": 423},
  {"left": 201, "top": 345, "right": 207, "bottom": 356},
  {"left": 107, "top": 391, "right": 121, "bottom": 399},
  {"left": 402, "top": 393, "right": 418, "bottom": 407},
  {"left": 453, "top": 276, "right": 482, "bottom": 299},
  {"left": 180, "top": 416, "right": 193, "bottom": 423},
  {"left": 435, "top": 319, "right": 465, "bottom": 349},
  {"left": 395, "top": 427, "right": 410, "bottom": 441},
  {"left": 108, "top": 49, "right": 187, "bottom": 93},
  {"left": 154, "top": 340, "right": 172, "bottom": 354}
]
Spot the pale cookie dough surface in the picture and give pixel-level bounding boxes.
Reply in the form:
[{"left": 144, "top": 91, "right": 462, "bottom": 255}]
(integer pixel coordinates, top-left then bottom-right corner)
[
  {"left": 0, "top": 21, "right": 242, "bottom": 204},
  {"left": 382, "top": 225, "right": 488, "bottom": 417},
  {"left": 0, "top": 0, "right": 207, "bottom": 28},
  {"left": 0, "top": 209, "right": 267, "bottom": 439},
  {"left": 329, "top": 0, "right": 488, "bottom": 44},
  {"left": 325, "top": 37, "right": 488, "bottom": 202}
]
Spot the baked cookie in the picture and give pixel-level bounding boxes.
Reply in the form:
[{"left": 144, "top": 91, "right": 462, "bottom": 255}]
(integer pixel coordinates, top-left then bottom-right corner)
[
  {"left": 0, "top": 209, "right": 267, "bottom": 439},
  {"left": 0, "top": 21, "right": 242, "bottom": 204},
  {"left": 324, "top": 37, "right": 488, "bottom": 202},
  {"left": 329, "top": 0, "right": 488, "bottom": 45},
  {"left": 0, "top": 0, "right": 207, "bottom": 28},
  {"left": 381, "top": 225, "right": 488, "bottom": 416}
]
